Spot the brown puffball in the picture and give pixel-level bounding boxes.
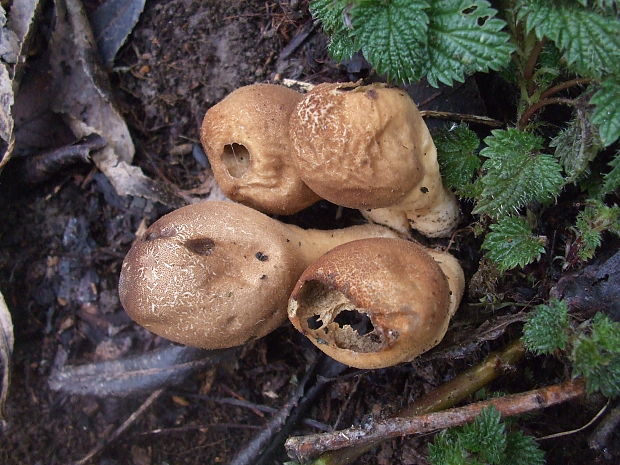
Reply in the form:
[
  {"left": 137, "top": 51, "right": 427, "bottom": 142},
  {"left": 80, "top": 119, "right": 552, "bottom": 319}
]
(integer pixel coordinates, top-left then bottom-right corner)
[
  {"left": 201, "top": 84, "right": 320, "bottom": 215},
  {"left": 287, "top": 238, "right": 464, "bottom": 369},
  {"left": 289, "top": 82, "right": 459, "bottom": 237},
  {"left": 118, "top": 201, "right": 399, "bottom": 349}
]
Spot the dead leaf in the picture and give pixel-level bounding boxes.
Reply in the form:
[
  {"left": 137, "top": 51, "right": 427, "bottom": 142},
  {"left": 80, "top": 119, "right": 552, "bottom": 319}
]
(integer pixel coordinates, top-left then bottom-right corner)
[
  {"left": 49, "top": 0, "right": 185, "bottom": 207},
  {"left": 48, "top": 344, "right": 236, "bottom": 397},
  {"left": 0, "top": 0, "right": 42, "bottom": 169},
  {"left": 90, "top": 0, "right": 146, "bottom": 68},
  {"left": 0, "top": 290, "right": 14, "bottom": 424}
]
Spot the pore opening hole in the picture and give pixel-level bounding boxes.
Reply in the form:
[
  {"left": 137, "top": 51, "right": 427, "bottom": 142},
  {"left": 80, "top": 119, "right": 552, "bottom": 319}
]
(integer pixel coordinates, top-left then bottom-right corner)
[
  {"left": 222, "top": 143, "right": 250, "bottom": 178},
  {"left": 334, "top": 309, "right": 374, "bottom": 336},
  {"left": 307, "top": 314, "right": 323, "bottom": 330}
]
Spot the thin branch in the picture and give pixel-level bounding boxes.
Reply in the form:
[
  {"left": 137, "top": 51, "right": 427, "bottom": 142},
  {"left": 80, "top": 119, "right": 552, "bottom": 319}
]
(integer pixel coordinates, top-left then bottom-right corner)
[
  {"left": 518, "top": 97, "right": 576, "bottom": 129},
  {"left": 74, "top": 388, "right": 164, "bottom": 465},
  {"left": 419, "top": 110, "right": 504, "bottom": 128},
  {"left": 589, "top": 400, "right": 620, "bottom": 452},
  {"left": 305, "top": 340, "right": 526, "bottom": 465},
  {"left": 286, "top": 379, "right": 586, "bottom": 463},
  {"left": 538, "top": 399, "right": 609, "bottom": 440},
  {"left": 540, "top": 78, "right": 594, "bottom": 99}
]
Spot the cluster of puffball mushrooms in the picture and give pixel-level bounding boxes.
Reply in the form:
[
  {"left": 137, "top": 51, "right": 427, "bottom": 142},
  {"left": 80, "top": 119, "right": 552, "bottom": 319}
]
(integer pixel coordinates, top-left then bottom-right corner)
[{"left": 118, "top": 82, "right": 465, "bottom": 369}]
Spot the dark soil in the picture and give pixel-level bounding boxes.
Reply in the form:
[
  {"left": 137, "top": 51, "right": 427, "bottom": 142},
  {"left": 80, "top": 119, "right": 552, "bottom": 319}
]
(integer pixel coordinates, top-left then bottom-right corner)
[{"left": 0, "top": 1, "right": 618, "bottom": 465}]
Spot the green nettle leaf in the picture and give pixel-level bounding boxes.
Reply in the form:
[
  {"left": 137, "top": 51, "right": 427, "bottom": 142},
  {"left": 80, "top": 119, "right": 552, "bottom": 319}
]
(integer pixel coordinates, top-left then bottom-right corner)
[
  {"left": 573, "top": 200, "right": 620, "bottom": 260},
  {"left": 482, "top": 216, "right": 546, "bottom": 271},
  {"left": 426, "top": 0, "right": 514, "bottom": 87},
  {"left": 602, "top": 151, "right": 620, "bottom": 195},
  {"left": 460, "top": 407, "right": 506, "bottom": 464},
  {"left": 310, "top": 0, "right": 357, "bottom": 60},
  {"left": 435, "top": 125, "right": 481, "bottom": 196},
  {"left": 474, "top": 129, "right": 564, "bottom": 218},
  {"left": 351, "top": 0, "right": 430, "bottom": 83},
  {"left": 572, "top": 313, "right": 620, "bottom": 397},
  {"left": 523, "top": 299, "right": 570, "bottom": 355},
  {"left": 428, "top": 407, "right": 543, "bottom": 465},
  {"left": 591, "top": 78, "right": 620, "bottom": 147},
  {"left": 516, "top": 0, "right": 620, "bottom": 78},
  {"left": 504, "top": 430, "right": 546, "bottom": 465},
  {"left": 551, "top": 108, "right": 603, "bottom": 182}
]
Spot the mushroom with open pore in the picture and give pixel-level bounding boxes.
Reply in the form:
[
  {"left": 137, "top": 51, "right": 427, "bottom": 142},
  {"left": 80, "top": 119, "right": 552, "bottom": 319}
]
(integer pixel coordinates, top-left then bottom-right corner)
[
  {"left": 200, "top": 84, "right": 320, "bottom": 215},
  {"left": 289, "top": 82, "right": 460, "bottom": 237},
  {"left": 118, "top": 201, "right": 399, "bottom": 349},
  {"left": 288, "top": 238, "right": 464, "bottom": 369}
]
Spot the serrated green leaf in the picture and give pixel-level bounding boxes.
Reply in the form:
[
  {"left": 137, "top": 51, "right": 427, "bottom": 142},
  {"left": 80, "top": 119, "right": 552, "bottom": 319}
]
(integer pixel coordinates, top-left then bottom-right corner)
[
  {"left": 572, "top": 313, "right": 620, "bottom": 397},
  {"left": 523, "top": 299, "right": 570, "bottom": 355},
  {"left": 351, "top": 0, "right": 430, "bottom": 83},
  {"left": 551, "top": 108, "right": 603, "bottom": 182},
  {"left": 602, "top": 151, "right": 620, "bottom": 195},
  {"left": 517, "top": 0, "right": 620, "bottom": 78},
  {"left": 426, "top": 0, "right": 514, "bottom": 87},
  {"left": 435, "top": 125, "right": 481, "bottom": 196},
  {"left": 482, "top": 216, "right": 546, "bottom": 271},
  {"left": 573, "top": 200, "right": 620, "bottom": 260},
  {"left": 310, "top": 0, "right": 359, "bottom": 61},
  {"left": 461, "top": 406, "right": 506, "bottom": 464},
  {"left": 474, "top": 129, "right": 565, "bottom": 218},
  {"left": 505, "top": 430, "right": 546, "bottom": 465},
  {"left": 591, "top": 78, "right": 620, "bottom": 147}
]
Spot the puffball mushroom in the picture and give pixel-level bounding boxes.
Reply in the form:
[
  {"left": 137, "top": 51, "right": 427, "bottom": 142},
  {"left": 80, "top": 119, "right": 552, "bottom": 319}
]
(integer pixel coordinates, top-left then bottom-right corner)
[
  {"left": 200, "top": 84, "right": 320, "bottom": 215},
  {"left": 289, "top": 82, "right": 460, "bottom": 237},
  {"left": 118, "top": 201, "right": 399, "bottom": 349},
  {"left": 288, "top": 238, "right": 465, "bottom": 369}
]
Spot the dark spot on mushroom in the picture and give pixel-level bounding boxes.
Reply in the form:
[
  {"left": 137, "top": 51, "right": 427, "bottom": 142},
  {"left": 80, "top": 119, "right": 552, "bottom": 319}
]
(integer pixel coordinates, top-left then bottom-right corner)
[
  {"left": 307, "top": 314, "right": 323, "bottom": 329},
  {"left": 184, "top": 238, "right": 216, "bottom": 256},
  {"left": 260, "top": 274, "right": 267, "bottom": 280},
  {"left": 366, "top": 89, "right": 378, "bottom": 99},
  {"left": 420, "top": 186, "right": 429, "bottom": 193},
  {"left": 255, "top": 252, "right": 269, "bottom": 261}
]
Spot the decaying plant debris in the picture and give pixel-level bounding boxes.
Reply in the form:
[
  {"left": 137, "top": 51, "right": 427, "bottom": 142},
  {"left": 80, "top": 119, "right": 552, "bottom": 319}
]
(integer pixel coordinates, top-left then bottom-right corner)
[{"left": 0, "top": 1, "right": 619, "bottom": 465}]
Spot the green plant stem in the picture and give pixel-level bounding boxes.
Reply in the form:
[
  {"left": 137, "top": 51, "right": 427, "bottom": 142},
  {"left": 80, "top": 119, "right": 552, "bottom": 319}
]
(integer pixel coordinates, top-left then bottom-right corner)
[
  {"left": 518, "top": 97, "right": 576, "bottom": 129},
  {"left": 306, "top": 339, "right": 526, "bottom": 465}
]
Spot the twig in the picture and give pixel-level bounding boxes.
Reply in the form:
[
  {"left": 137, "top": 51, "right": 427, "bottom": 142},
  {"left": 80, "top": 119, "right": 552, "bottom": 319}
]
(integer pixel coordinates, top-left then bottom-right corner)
[
  {"left": 589, "top": 400, "right": 620, "bottom": 452},
  {"left": 537, "top": 398, "right": 609, "bottom": 440},
  {"left": 286, "top": 379, "right": 586, "bottom": 463},
  {"left": 540, "top": 78, "right": 593, "bottom": 99},
  {"left": 230, "top": 356, "right": 346, "bottom": 465},
  {"left": 305, "top": 339, "right": 525, "bottom": 465},
  {"left": 74, "top": 388, "right": 164, "bottom": 465},
  {"left": 518, "top": 97, "right": 576, "bottom": 129},
  {"left": 419, "top": 110, "right": 504, "bottom": 128}
]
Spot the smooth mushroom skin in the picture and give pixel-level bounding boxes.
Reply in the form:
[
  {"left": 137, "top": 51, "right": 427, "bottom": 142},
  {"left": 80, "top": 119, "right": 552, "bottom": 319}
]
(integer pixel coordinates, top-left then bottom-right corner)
[
  {"left": 289, "top": 82, "right": 459, "bottom": 237},
  {"left": 118, "top": 201, "right": 399, "bottom": 349},
  {"left": 287, "top": 238, "right": 465, "bottom": 369},
  {"left": 201, "top": 84, "right": 320, "bottom": 215}
]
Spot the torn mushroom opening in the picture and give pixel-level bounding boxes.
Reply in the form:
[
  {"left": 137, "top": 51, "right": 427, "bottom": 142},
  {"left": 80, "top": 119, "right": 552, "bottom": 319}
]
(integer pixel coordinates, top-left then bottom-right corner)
[{"left": 296, "top": 280, "right": 390, "bottom": 353}]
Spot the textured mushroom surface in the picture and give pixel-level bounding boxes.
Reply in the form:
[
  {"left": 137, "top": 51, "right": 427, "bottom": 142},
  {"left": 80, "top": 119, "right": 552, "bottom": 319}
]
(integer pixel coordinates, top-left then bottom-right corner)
[
  {"left": 119, "top": 201, "right": 307, "bottom": 348},
  {"left": 289, "top": 82, "right": 425, "bottom": 209},
  {"left": 288, "top": 238, "right": 463, "bottom": 369},
  {"left": 289, "top": 81, "right": 460, "bottom": 237},
  {"left": 201, "top": 84, "right": 319, "bottom": 214},
  {"left": 119, "top": 201, "right": 399, "bottom": 349}
]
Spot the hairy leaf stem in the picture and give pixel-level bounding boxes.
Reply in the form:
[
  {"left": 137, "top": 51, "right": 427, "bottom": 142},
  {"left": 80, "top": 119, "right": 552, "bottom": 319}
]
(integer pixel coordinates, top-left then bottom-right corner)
[{"left": 518, "top": 97, "right": 576, "bottom": 129}]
